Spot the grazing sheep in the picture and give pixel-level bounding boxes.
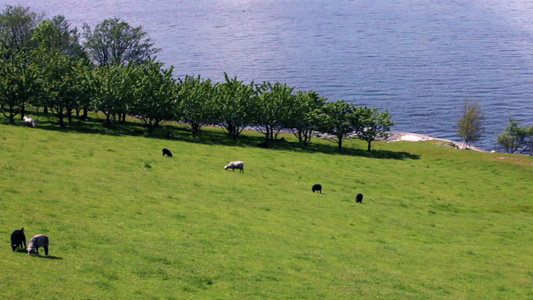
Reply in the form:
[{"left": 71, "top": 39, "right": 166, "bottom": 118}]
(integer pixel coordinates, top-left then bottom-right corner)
[
  {"left": 77, "top": 115, "right": 93, "bottom": 121},
  {"left": 23, "top": 116, "right": 35, "bottom": 127},
  {"left": 10, "top": 228, "right": 26, "bottom": 251},
  {"left": 162, "top": 148, "right": 173, "bottom": 157},
  {"left": 27, "top": 234, "right": 49, "bottom": 256},
  {"left": 356, "top": 193, "right": 363, "bottom": 203},
  {"left": 257, "top": 141, "right": 269, "bottom": 148},
  {"left": 225, "top": 161, "right": 244, "bottom": 173},
  {"left": 312, "top": 184, "right": 322, "bottom": 193}
]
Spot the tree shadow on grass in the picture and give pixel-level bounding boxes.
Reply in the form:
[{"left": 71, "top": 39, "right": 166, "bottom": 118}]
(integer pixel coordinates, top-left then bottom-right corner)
[
  {"left": 7, "top": 112, "right": 420, "bottom": 160},
  {"left": 161, "top": 128, "right": 421, "bottom": 160}
]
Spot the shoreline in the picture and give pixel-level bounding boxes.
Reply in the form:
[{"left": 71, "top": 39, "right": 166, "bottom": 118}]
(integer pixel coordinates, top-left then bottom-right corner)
[{"left": 385, "top": 131, "right": 489, "bottom": 152}]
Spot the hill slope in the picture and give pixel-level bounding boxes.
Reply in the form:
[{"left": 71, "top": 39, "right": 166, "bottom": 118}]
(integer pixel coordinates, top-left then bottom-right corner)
[{"left": 0, "top": 124, "right": 531, "bottom": 298}]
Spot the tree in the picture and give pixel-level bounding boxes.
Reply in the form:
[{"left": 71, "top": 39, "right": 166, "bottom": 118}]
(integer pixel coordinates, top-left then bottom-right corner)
[
  {"left": 31, "top": 15, "right": 90, "bottom": 119},
  {"left": 315, "top": 99, "right": 360, "bottom": 152},
  {"left": 354, "top": 107, "right": 394, "bottom": 152},
  {"left": 177, "top": 75, "right": 216, "bottom": 137},
  {"left": 457, "top": 99, "right": 485, "bottom": 149},
  {"left": 31, "top": 15, "right": 86, "bottom": 60},
  {"left": 214, "top": 73, "right": 258, "bottom": 140},
  {"left": 132, "top": 60, "right": 178, "bottom": 134},
  {"left": 37, "top": 51, "right": 90, "bottom": 127},
  {"left": 0, "top": 48, "right": 38, "bottom": 123},
  {"left": 255, "top": 81, "right": 295, "bottom": 144},
  {"left": 0, "top": 5, "right": 41, "bottom": 55},
  {"left": 90, "top": 63, "right": 136, "bottom": 129},
  {"left": 496, "top": 117, "right": 529, "bottom": 154},
  {"left": 0, "top": 5, "right": 41, "bottom": 118},
  {"left": 525, "top": 125, "right": 533, "bottom": 156},
  {"left": 286, "top": 90, "right": 326, "bottom": 146},
  {"left": 82, "top": 18, "right": 160, "bottom": 66}
]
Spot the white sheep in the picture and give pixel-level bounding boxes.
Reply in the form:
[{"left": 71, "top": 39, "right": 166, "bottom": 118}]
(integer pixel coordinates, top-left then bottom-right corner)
[
  {"left": 27, "top": 234, "right": 49, "bottom": 256},
  {"left": 224, "top": 161, "right": 244, "bottom": 173},
  {"left": 23, "top": 116, "right": 36, "bottom": 127}
]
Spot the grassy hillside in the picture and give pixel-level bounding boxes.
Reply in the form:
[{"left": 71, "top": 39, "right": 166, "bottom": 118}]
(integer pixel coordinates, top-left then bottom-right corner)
[{"left": 0, "top": 121, "right": 531, "bottom": 299}]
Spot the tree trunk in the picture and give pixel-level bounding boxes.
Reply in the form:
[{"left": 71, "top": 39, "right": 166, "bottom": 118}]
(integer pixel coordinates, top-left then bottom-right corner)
[{"left": 106, "top": 113, "right": 112, "bottom": 130}]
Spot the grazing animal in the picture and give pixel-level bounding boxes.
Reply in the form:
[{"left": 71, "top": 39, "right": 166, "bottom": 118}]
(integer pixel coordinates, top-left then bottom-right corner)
[
  {"left": 162, "top": 148, "right": 173, "bottom": 157},
  {"left": 225, "top": 161, "right": 244, "bottom": 173},
  {"left": 312, "top": 184, "right": 322, "bottom": 193},
  {"left": 356, "top": 193, "right": 363, "bottom": 203},
  {"left": 23, "top": 116, "right": 35, "bottom": 127},
  {"left": 27, "top": 234, "right": 49, "bottom": 256},
  {"left": 257, "top": 141, "right": 269, "bottom": 148},
  {"left": 11, "top": 228, "right": 26, "bottom": 251}
]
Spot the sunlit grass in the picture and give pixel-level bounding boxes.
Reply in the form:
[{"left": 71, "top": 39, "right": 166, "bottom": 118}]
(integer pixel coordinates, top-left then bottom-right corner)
[{"left": 0, "top": 120, "right": 531, "bottom": 298}]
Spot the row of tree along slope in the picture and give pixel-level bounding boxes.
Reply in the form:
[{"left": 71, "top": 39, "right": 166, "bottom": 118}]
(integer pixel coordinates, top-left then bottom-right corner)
[{"left": 0, "top": 5, "right": 394, "bottom": 152}]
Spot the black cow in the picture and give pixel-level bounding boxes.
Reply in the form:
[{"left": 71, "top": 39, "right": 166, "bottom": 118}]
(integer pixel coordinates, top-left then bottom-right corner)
[{"left": 312, "top": 184, "right": 322, "bottom": 193}]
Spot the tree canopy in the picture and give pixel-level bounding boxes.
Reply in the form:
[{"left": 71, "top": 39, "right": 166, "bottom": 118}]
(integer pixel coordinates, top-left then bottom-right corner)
[
  {"left": 496, "top": 117, "right": 532, "bottom": 154},
  {"left": 82, "top": 18, "right": 161, "bottom": 66},
  {"left": 457, "top": 100, "right": 485, "bottom": 150}
]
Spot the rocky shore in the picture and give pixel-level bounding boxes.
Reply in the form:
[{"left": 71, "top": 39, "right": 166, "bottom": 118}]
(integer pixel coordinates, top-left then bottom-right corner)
[{"left": 385, "top": 131, "right": 489, "bottom": 152}]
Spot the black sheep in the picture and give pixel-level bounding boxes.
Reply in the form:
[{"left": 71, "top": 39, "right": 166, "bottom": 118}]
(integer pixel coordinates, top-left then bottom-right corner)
[
  {"left": 356, "top": 193, "right": 363, "bottom": 203},
  {"left": 312, "top": 184, "right": 322, "bottom": 193},
  {"left": 162, "top": 148, "right": 173, "bottom": 157},
  {"left": 11, "top": 228, "right": 26, "bottom": 251},
  {"left": 257, "top": 141, "right": 269, "bottom": 148}
]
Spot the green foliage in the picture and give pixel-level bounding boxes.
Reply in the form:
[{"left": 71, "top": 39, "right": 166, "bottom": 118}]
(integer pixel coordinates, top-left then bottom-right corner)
[
  {"left": 176, "top": 75, "right": 216, "bottom": 137},
  {"left": 0, "top": 124, "right": 531, "bottom": 298},
  {"left": 0, "top": 5, "right": 41, "bottom": 53},
  {"left": 89, "top": 63, "right": 136, "bottom": 129},
  {"left": 31, "top": 15, "right": 86, "bottom": 60},
  {"left": 82, "top": 18, "right": 161, "bottom": 66},
  {"left": 287, "top": 90, "right": 326, "bottom": 146},
  {"left": 457, "top": 99, "right": 485, "bottom": 149},
  {"left": 355, "top": 107, "right": 395, "bottom": 152},
  {"left": 132, "top": 59, "right": 178, "bottom": 133},
  {"left": 255, "top": 81, "right": 295, "bottom": 143},
  {"left": 0, "top": 49, "right": 39, "bottom": 122},
  {"left": 496, "top": 117, "right": 531, "bottom": 154},
  {"left": 35, "top": 52, "right": 82, "bottom": 127},
  {"left": 214, "top": 73, "right": 258, "bottom": 140},
  {"left": 315, "top": 99, "right": 361, "bottom": 151}
]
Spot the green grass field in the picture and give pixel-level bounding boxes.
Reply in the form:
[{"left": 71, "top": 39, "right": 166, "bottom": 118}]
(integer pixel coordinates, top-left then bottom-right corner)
[{"left": 0, "top": 118, "right": 531, "bottom": 299}]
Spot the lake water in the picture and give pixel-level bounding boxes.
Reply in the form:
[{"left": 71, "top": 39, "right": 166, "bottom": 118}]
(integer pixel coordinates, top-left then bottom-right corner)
[{"left": 4, "top": 0, "right": 532, "bottom": 150}]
